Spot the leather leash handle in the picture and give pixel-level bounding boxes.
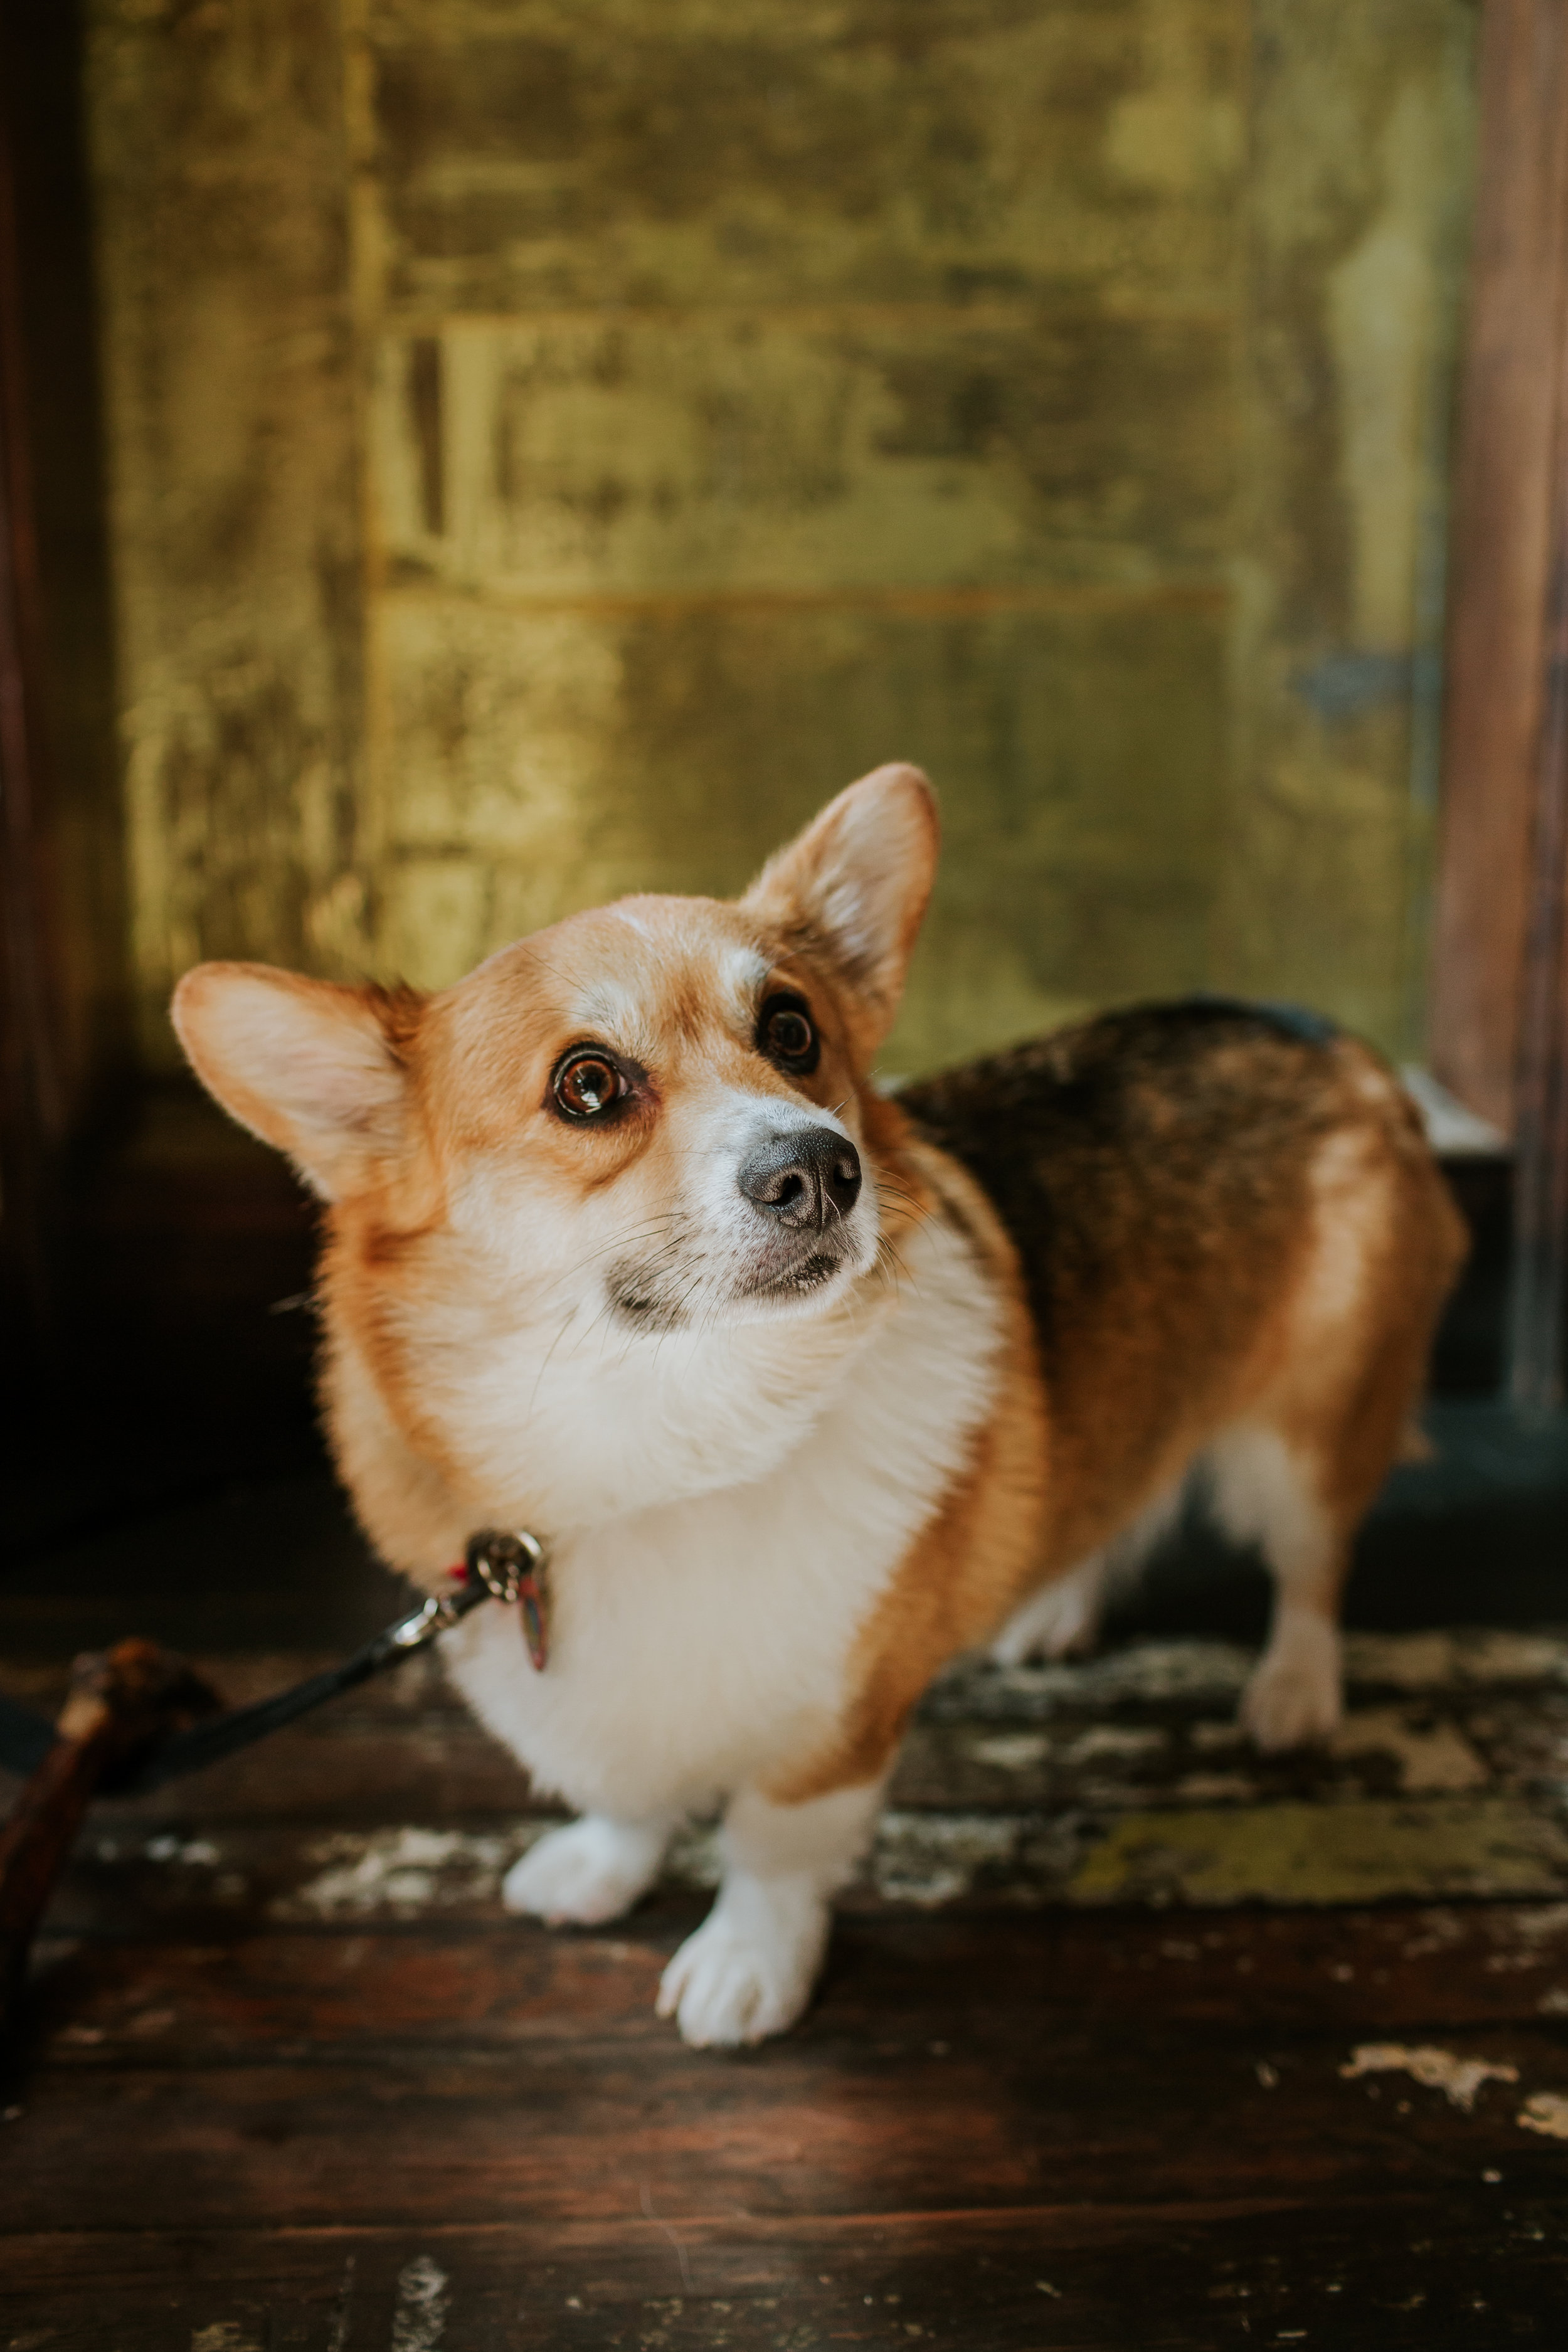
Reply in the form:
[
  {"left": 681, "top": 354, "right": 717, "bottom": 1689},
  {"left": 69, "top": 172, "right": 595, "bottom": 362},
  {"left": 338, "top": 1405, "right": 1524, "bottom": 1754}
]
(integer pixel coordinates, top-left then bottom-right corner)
[
  {"left": 0, "top": 1641, "right": 220, "bottom": 2050},
  {"left": 0, "top": 1530, "right": 543, "bottom": 2053}
]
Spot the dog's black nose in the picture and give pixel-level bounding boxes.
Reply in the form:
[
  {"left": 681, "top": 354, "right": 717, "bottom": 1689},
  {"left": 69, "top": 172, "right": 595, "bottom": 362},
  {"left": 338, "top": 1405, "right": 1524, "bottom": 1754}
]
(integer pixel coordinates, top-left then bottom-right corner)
[{"left": 739, "top": 1126, "right": 862, "bottom": 1231}]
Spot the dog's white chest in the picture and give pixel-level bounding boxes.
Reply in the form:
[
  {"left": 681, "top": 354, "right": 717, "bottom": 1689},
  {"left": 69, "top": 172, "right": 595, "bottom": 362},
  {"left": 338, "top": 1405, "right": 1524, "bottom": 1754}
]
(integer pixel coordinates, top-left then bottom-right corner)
[{"left": 440, "top": 1213, "right": 1002, "bottom": 1818}]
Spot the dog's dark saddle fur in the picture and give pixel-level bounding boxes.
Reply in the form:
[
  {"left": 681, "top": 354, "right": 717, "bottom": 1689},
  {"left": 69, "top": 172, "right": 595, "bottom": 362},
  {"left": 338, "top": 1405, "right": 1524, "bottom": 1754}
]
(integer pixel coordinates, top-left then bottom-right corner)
[{"left": 900, "top": 996, "right": 1357, "bottom": 1374}]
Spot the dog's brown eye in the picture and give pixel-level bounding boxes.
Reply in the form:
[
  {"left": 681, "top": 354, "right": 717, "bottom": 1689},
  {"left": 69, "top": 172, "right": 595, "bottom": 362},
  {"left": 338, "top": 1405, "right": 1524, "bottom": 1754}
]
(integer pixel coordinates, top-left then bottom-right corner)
[
  {"left": 553, "top": 1051, "right": 625, "bottom": 1121},
  {"left": 759, "top": 996, "right": 819, "bottom": 1073},
  {"left": 767, "top": 1009, "right": 812, "bottom": 1058}
]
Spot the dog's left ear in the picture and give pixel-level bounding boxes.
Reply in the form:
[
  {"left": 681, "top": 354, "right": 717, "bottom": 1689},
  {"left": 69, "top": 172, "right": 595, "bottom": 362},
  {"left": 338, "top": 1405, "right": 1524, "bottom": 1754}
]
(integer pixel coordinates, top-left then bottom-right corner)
[{"left": 741, "top": 764, "right": 938, "bottom": 1045}]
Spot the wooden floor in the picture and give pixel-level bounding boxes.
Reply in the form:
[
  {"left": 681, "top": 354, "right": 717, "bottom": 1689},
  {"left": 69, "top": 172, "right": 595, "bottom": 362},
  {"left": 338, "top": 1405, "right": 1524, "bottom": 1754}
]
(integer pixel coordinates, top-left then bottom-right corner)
[{"left": 4, "top": 1574, "right": 1568, "bottom": 2348}]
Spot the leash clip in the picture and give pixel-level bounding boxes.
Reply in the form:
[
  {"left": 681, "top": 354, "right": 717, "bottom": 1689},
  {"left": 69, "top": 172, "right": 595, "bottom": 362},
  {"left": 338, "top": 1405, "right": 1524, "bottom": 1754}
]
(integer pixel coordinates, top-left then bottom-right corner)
[{"left": 384, "top": 1593, "right": 462, "bottom": 1653}]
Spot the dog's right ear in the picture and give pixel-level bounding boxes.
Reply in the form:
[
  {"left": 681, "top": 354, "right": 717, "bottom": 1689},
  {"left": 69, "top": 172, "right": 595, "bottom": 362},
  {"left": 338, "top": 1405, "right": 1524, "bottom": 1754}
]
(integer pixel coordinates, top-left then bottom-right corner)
[{"left": 171, "top": 963, "right": 413, "bottom": 1200}]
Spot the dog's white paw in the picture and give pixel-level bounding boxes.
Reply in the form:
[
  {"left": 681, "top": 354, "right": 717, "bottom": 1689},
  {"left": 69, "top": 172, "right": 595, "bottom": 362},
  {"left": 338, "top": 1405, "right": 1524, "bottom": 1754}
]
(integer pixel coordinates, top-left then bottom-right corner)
[
  {"left": 502, "top": 1816, "right": 667, "bottom": 1926},
  {"left": 656, "top": 1880, "right": 830, "bottom": 2048},
  {"left": 1241, "top": 1614, "right": 1343, "bottom": 1752},
  {"left": 991, "top": 1562, "right": 1103, "bottom": 1665}
]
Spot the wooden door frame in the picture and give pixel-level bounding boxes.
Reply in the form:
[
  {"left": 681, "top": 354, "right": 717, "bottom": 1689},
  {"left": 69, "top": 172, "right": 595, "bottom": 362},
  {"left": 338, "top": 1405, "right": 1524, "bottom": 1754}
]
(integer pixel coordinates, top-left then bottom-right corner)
[
  {"left": 1432, "top": 0, "right": 1568, "bottom": 1409},
  {"left": 0, "top": 0, "right": 127, "bottom": 1375}
]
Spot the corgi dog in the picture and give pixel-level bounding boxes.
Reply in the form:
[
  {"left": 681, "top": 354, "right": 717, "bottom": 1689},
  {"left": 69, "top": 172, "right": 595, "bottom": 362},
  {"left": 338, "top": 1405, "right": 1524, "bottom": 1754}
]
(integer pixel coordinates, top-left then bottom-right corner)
[{"left": 172, "top": 766, "right": 1465, "bottom": 2047}]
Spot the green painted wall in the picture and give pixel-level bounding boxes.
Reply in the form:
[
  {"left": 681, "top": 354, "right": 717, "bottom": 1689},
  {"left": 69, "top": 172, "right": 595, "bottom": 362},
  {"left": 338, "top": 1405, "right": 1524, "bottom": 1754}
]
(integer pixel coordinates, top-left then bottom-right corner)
[{"left": 86, "top": 0, "right": 1476, "bottom": 1076}]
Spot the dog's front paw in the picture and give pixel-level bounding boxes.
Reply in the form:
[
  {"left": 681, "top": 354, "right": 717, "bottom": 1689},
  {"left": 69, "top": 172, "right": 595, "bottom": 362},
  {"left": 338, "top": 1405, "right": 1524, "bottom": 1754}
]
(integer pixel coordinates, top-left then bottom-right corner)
[
  {"left": 1241, "top": 1614, "right": 1342, "bottom": 1752},
  {"left": 656, "top": 1880, "right": 830, "bottom": 2048},
  {"left": 502, "top": 1816, "right": 667, "bottom": 1926}
]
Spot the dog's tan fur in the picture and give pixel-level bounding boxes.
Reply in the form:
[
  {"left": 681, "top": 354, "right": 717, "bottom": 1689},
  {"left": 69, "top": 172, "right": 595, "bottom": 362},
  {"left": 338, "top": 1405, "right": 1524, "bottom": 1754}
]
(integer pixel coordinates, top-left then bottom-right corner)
[{"left": 172, "top": 766, "right": 1465, "bottom": 2044}]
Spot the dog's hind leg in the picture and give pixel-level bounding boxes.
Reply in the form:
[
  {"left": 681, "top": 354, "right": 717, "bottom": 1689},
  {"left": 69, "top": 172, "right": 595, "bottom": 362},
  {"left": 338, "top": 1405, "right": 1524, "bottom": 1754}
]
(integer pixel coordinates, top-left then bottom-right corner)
[
  {"left": 1212, "top": 1291, "right": 1450, "bottom": 1752},
  {"left": 1209, "top": 1426, "right": 1348, "bottom": 1751},
  {"left": 990, "top": 1551, "right": 1108, "bottom": 1663},
  {"left": 990, "top": 1485, "right": 1184, "bottom": 1665},
  {"left": 1218, "top": 1112, "right": 1466, "bottom": 1751},
  {"left": 502, "top": 1810, "right": 676, "bottom": 1926}
]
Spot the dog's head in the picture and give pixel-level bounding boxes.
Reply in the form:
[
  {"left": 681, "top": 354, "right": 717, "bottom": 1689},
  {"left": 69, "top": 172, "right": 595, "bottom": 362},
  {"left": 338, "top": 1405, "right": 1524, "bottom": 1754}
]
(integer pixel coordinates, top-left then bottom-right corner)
[{"left": 172, "top": 766, "right": 938, "bottom": 1534}]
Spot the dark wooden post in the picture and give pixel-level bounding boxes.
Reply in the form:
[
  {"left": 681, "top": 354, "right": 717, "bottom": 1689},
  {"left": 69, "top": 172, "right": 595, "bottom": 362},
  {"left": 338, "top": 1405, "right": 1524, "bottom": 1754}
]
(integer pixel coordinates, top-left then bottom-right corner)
[
  {"left": 0, "top": 28, "right": 65, "bottom": 1342},
  {"left": 1431, "top": 0, "right": 1568, "bottom": 1411},
  {"left": 0, "top": 1644, "right": 218, "bottom": 2051},
  {"left": 1512, "top": 435, "right": 1568, "bottom": 1412}
]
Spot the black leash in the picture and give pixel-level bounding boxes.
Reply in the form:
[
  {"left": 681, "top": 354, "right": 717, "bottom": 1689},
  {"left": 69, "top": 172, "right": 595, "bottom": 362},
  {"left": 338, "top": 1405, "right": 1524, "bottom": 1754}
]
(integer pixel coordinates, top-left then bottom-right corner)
[
  {"left": 0, "top": 1529, "right": 544, "bottom": 1796},
  {"left": 0, "top": 1698, "right": 54, "bottom": 1781}
]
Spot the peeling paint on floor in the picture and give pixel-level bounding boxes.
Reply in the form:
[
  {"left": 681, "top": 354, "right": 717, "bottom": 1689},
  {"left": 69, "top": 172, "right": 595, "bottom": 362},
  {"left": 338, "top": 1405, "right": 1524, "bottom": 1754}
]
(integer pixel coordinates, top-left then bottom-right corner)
[
  {"left": 1517, "top": 2091, "right": 1568, "bottom": 2140},
  {"left": 389, "top": 2255, "right": 449, "bottom": 2351},
  {"left": 142, "top": 1835, "right": 220, "bottom": 1867},
  {"left": 1066, "top": 1798, "right": 1568, "bottom": 1908},
  {"left": 968, "top": 1732, "right": 1052, "bottom": 1772},
  {"left": 1495, "top": 1903, "right": 1568, "bottom": 1943},
  {"left": 1342, "top": 1632, "right": 1568, "bottom": 1690},
  {"left": 872, "top": 1812, "right": 1029, "bottom": 1909},
  {"left": 928, "top": 1642, "right": 1254, "bottom": 1722},
  {"left": 1329, "top": 1709, "right": 1487, "bottom": 1793},
  {"left": 284, "top": 1826, "right": 526, "bottom": 1919},
  {"left": 1340, "top": 2043, "right": 1520, "bottom": 2111},
  {"left": 1066, "top": 1725, "right": 1168, "bottom": 1765}
]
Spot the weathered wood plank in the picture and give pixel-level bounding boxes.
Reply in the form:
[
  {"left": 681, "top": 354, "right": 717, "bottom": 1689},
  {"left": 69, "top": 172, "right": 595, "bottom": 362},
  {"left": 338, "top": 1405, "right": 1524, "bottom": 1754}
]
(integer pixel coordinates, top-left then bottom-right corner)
[
  {"left": 6, "top": 1628, "right": 1564, "bottom": 1828},
  {"left": 23, "top": 1905, "right": 1568, "bottom": 2059},
  {"left": 32, "top": 1777, "right": 1568, "bottom": 1932},
  {"left": 1, "top": 2198, "right": 1562, "bottom": 2351},
  {"left": 0, "top": 1685, "right": 1545, "bottom": 1832},
  {"left": 9, "top": 1626, "right": 1568, "bottom": 1714},
  {"left": 4, "top": 1993, "right": 1563, "bottom": 2236},
  {"left": 10, "top": 1628, "right": 1564, "bottom": 1726}
]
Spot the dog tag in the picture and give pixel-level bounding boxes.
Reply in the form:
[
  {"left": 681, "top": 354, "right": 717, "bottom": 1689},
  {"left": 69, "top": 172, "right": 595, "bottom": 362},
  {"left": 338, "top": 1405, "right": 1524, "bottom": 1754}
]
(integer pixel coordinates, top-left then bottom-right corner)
[
  {"left": 516, "top": 1565, "right": 549, "bottom": 1672},
  {"left": 464, "top": 1528, "right": 551, "bottom": 1671}
]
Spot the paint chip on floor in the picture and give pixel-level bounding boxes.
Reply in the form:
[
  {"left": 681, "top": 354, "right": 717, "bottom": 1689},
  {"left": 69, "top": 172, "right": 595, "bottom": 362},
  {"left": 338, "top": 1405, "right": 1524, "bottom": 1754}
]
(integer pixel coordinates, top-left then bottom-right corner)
[
  {"left": 284, "top": 1826, "right": 520, "bottom": 1917},
  {"left": 1329, "top": 1709, "right": 1486, "bottom": 1793},
  {"left": 1517, "top": 2091, "right": 1568, "bottom": 2140},
  {"left": 1340, "top": 2043, "right": 1520, "bottom": 2111},
  {"left": 391, "top": 2255, "right": 449, "bottom": 2351},
  {"left": 1070, "top": 1798, "right": 1568, "bottom": 1907}
]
